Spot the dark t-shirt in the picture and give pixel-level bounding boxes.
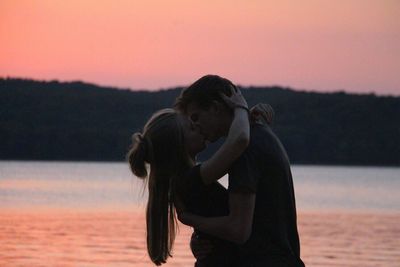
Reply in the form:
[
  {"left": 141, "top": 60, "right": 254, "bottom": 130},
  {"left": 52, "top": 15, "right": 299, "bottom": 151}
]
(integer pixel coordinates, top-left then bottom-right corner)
[
  {"left": 181, "top": 165, "right": 240, "bottom": 267},
  {"left": 229, "top": 124, "right": 305, "bottom": 266}
]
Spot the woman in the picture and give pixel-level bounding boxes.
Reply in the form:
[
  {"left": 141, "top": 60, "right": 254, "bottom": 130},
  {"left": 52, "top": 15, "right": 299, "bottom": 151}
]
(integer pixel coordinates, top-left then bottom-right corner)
[{"left": 127, "top": 87, "right": 272, "bottom": 266}]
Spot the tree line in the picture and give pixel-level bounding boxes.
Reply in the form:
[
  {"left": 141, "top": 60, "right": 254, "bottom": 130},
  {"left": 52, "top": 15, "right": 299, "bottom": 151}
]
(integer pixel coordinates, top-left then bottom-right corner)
[{"left": 1, "top": 78, "right": 399, "bottom": 166}]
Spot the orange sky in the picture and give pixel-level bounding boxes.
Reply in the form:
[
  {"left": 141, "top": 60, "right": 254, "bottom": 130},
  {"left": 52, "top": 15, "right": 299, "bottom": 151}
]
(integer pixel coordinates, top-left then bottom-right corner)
[{"left": 1, "top": 0, "right": 399, "bottom": 94}]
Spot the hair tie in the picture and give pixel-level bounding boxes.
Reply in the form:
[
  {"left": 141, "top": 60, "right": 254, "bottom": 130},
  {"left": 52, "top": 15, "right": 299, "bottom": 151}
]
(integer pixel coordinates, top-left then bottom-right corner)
[
  {"left": 136, "top": 133, "right": 153, "bottom": 163},
  {"left": 137, "top": 133, "right": 144, "bottom": 142}
]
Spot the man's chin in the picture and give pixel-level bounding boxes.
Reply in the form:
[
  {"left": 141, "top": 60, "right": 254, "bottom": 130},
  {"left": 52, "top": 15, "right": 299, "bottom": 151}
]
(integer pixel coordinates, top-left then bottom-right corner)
[{"left": 200, "top": 143, "right": 207, "bottom": 152}]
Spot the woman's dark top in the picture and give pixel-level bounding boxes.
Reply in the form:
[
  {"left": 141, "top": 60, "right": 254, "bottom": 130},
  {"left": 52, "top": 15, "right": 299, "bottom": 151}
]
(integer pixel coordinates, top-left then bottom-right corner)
[{"left": 180, "top": 165, "right": 239, "bottom": 267}]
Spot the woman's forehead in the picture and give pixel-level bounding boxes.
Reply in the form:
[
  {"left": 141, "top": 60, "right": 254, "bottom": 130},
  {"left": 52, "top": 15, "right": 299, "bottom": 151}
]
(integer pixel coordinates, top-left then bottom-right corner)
[
  {"left": 186, "top": 102, "right": 203, "bottom": 115},
  {"left": 177, "top": 114, "right": 190, "bottom": 126}
]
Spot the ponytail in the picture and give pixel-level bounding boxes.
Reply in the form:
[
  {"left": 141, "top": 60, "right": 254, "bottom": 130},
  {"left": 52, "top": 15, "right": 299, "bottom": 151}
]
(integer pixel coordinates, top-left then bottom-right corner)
[
  {"left": 127, "top": 132, "right": 152, "bottom": 178},
  {"left": 146, "top": 172, "right": 177, "bottom": 265},
  {"left": 126, "top": 109, "right": 190, "bottom": 265}
]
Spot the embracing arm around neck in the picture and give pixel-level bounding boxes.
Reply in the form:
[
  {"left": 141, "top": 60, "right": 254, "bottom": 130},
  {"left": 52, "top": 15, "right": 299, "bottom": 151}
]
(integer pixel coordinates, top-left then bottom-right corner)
[{"left": 200, "top": 107, "right": 250, "bottom": 185}]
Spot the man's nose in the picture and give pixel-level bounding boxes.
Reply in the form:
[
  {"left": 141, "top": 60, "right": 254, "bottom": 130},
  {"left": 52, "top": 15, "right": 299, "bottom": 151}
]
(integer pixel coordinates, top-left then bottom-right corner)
[{"left": 190, "top": 119, "right": 200, "bottom": 128}]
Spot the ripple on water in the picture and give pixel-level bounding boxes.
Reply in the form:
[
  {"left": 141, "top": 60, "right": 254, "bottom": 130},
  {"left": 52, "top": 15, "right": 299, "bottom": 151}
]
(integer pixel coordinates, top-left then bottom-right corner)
[{"left": 0, "top": 211, "right": 399, "bottom": 267}]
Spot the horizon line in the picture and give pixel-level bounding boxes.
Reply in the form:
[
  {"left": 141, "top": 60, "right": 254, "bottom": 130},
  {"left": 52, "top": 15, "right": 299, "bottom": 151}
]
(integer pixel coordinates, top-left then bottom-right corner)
[{"left": 1, "top": 75, "right": 398, "bottom": 98}]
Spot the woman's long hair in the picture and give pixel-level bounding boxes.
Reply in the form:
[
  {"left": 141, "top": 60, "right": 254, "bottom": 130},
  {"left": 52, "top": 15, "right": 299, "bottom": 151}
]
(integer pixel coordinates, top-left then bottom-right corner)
[{"left": 127, "top": 109, "right": 192, "bottom": 265}]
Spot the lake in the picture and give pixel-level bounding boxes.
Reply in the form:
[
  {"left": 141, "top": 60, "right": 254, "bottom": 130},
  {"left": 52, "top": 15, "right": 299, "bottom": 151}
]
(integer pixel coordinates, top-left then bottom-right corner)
[{"left": 0, "top": 161, "right": 399, "bottom": 266}]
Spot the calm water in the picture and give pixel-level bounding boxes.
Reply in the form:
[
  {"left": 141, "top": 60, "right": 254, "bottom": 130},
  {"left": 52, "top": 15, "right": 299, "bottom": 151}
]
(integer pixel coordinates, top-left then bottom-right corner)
[
  {"left": 0, "top": 161, "right": 399, "bottom": 212},
  {"left": 0, "top": 161, "right": 399, "bottom": 266}
]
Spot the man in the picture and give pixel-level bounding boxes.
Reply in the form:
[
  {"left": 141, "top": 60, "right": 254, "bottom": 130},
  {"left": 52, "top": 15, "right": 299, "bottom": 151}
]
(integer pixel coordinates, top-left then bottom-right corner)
[{"left": 175, "top": 75, "right": 305, "bottom": 267}]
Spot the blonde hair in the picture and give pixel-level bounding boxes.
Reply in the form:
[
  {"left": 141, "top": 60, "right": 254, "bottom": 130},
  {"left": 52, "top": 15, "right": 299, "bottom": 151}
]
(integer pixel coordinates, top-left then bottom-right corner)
[{"left": 127, "top": 108, "right": 192, "bottom": 265}]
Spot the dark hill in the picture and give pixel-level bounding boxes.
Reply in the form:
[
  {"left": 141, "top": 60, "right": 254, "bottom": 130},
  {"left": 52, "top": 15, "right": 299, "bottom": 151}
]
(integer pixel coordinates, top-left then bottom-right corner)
[{"left": 1, "top": 78, "right": 399, "bottom": 166}]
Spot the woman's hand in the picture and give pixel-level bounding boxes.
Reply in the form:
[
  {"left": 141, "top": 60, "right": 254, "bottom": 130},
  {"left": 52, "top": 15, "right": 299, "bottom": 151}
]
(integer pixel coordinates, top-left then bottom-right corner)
[
  {"left": 250, "top": 103, "right": 274, "bottom": 125},
  {"left": 219, "top": 85, "right": 248, "bottom": 111}
]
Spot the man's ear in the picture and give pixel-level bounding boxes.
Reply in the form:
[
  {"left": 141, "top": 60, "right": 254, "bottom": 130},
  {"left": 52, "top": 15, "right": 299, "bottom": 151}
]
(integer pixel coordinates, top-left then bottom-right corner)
[{"left": 210, "top": 100, "right": 223, "bottom": 114}]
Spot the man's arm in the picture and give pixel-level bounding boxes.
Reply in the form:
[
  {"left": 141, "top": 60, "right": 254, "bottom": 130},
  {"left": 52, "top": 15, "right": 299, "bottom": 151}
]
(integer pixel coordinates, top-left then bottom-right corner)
[{"left": 179, "top": 191, "right": 256, "bottom": 244}]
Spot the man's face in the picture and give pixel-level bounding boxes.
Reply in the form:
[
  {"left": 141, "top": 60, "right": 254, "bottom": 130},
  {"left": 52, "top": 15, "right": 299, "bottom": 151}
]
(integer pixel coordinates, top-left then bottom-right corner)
[{"left": 186, "top": 102, "right": 221, "bottom": 143}]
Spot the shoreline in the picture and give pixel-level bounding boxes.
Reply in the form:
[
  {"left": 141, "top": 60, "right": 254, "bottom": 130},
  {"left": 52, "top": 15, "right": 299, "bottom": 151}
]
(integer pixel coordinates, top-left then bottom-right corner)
[{"left": 1, "top": 159, "right": 400, "bottom": 168}]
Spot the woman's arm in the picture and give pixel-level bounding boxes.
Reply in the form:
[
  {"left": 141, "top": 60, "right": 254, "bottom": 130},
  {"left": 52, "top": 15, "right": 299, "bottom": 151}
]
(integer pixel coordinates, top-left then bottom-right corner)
[
  {"left": 179, "top": 191, "right": 256, "bottom": 244},
  {"left": 200, "top": 87, "right": 250, "bottom": 185}
]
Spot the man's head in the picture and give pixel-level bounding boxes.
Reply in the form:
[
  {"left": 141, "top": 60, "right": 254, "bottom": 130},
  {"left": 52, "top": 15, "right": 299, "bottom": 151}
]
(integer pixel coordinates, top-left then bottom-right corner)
[{"left": 175, "top": 75, "right": 236, "bottom": 142}]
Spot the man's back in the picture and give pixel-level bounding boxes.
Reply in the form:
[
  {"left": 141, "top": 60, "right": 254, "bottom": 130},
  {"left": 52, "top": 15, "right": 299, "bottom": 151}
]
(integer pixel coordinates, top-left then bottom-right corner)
[{"left": 228, "top": 124, "right": 304, "bottom": 266}]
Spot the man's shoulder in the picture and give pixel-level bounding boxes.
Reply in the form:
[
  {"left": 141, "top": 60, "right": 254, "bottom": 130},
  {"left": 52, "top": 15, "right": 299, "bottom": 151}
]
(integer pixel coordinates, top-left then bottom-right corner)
[
  {"left": 234, "top": 124, "right": 272, "bottom": 161},
  {"left": 248, "top": 124, "right": 275, "bottom": 146},
  {"left": 248, "top": 124, "right": 288, "bottom": 159}
]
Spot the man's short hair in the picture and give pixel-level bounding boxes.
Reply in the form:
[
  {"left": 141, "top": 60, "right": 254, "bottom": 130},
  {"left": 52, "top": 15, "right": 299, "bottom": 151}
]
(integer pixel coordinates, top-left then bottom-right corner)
[{"left": 175, "top": 75, "right": 235, "bottom": 113}]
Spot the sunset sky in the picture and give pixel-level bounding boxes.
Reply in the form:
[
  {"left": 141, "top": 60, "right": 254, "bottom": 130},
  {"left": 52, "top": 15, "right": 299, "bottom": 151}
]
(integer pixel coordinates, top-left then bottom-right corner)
[{"left": 1, "top": 0, "right": 399, "bottom": 95}]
